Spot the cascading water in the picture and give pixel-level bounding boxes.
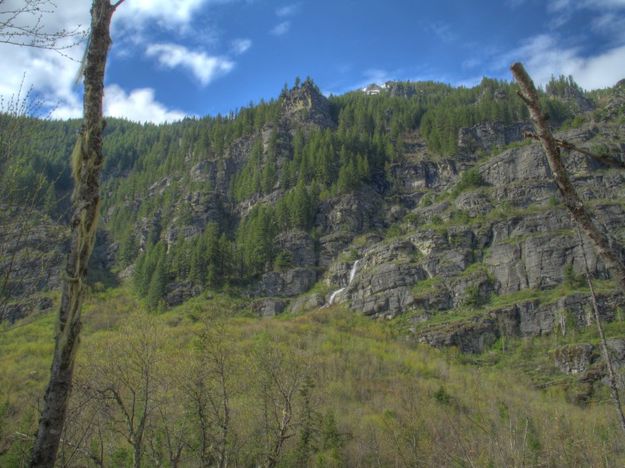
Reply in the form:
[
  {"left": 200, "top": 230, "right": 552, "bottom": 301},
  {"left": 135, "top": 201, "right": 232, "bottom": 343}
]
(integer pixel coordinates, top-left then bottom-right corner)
[{"left": 328, "top": 259, "right": 360, "bottom": 305}]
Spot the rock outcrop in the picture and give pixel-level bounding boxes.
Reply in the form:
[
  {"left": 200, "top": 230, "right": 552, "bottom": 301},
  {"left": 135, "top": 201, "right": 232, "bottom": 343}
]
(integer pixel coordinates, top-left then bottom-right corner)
[
  {"left": 457, "top": 121, "right": 533, "bottom": 155},
  {"left": 280, "top": 79, "right": 334, "bottom": 130}
]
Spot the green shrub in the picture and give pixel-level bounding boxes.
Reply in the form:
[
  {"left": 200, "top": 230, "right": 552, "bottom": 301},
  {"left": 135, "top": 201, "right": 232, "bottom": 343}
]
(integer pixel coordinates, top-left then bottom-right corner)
[
  {"left": 434, "top": 386, "right": 451, "bottom": 405},
  {"left": 564, "top": 264, "right": 586, "bottom": 289},
  {"left": 274, "top": 251, "right": 293, "bottom": 271},
  {"left": 385, "top": 224, "right": 402, "bottom": 239},
  {"left": 453, "top": 168, "right": 485, "bottom": 197}
]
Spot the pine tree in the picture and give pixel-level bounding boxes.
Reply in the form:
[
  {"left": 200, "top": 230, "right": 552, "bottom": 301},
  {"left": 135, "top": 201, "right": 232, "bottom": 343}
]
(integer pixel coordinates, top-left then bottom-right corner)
[{"left": 147, "top": 254, "right": 166, "bottom": 311}]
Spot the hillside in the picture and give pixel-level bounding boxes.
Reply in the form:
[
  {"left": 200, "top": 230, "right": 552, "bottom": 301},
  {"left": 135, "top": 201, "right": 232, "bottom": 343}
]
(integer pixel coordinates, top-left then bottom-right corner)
[{"left": 2, "top": 74, "right": 625, "bottom": 465}]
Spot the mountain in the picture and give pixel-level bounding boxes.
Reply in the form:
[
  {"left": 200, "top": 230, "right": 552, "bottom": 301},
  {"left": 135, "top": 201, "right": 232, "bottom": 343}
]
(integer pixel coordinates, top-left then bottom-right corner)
[
  {"left": 3, "top": 76, "right": 624, "bottom": 323},
  {"left": 2, "top": 74, "right": 625, "bottom": 465}
]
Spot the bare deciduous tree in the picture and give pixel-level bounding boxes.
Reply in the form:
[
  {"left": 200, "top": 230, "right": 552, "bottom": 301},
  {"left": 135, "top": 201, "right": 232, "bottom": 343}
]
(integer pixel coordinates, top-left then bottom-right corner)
[
  {"left": 510, "top": 62, "right": 625, "bottom": 291},
  {"left": 0, "top": 0, "right": 84, "bottom": 50},
  {"left": 253, "top": 342, "right": 307, "bottom": 468},
  {"left": 81, "top": 316, "right": 163, "bottom": 468},
  {"left": 511, "top": 62, "right": 625, "bottom": 437},
  {"left": 186, "top": 320, "right": 234, "bottom": 468}
]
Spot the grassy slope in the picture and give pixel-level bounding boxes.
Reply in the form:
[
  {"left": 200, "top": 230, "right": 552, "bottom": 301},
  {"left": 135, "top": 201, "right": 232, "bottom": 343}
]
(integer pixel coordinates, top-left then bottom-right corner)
[{"left": 1, "top": 286, "right": 624, "bottom": 466}]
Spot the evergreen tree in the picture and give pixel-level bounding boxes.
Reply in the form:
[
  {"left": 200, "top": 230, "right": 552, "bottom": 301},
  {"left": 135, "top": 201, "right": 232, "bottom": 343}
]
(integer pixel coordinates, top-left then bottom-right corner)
[{"left": 147, "top": 253, "right": 167, "bottom": 311}]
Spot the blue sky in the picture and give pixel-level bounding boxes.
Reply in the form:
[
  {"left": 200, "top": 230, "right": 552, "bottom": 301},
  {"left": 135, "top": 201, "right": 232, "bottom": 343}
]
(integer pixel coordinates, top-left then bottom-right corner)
[{"left": 1, "top": 0, "right": 625, "bottom": 122}]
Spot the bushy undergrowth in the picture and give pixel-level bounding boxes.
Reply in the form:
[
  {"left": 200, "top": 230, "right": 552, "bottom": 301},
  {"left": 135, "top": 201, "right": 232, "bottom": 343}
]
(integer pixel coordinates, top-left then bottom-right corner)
[{"left": 1, "top": 288, "right": 624, "bottom": 466}]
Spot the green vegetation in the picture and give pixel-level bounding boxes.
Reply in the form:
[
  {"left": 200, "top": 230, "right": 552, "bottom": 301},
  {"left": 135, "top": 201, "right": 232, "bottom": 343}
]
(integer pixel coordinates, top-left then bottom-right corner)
[
  {"left": 546, "top": 74, "right": 585, "bottom": 98},
  {"left": 1, "top": 290, "right": 624, "bottom": 466},
  {"left": 2, "top": 73, "right": 625, "bottom": 466},
  {"left": 1, "top": 75, "right": 590, "bottom": 306},
  {"left": 452, "top": 168, "right": 485, "bottom": 197}
]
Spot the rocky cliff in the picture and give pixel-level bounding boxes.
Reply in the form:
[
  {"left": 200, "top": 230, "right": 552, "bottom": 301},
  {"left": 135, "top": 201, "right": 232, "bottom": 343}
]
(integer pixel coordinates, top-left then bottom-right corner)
[{"left": 3, "top": 76, "right": 625, "bottom": 382}]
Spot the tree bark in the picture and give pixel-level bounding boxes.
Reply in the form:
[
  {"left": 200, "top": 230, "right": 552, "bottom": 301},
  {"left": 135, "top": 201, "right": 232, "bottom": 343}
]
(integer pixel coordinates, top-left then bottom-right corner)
[
  {"left": 511, "top": 62, "right": 625, "bottom": 437},
  {"left": 510, "top": 62, "right": 625, "bottom": 292},
  {"left": 30, "top": 1, "right": 123, "bottom": 466}
]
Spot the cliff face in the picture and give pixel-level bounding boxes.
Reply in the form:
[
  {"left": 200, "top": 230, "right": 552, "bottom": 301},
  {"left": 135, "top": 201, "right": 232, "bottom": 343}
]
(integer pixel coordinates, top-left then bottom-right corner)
[
  {"left": 3, "top": 76, "right": 625, "bottom": 373},
  {"left": 0, "top": 208, "right": 66, "bottom": 322},
  {"left": 325, "top": 121, "right": 625, "bottom": 346}
]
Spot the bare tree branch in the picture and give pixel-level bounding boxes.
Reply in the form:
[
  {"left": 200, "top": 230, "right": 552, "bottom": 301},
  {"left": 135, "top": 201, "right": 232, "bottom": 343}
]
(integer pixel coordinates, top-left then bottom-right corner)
[
  {"left": 523, "top": 131, "right": 625, "bottom": 170},
  {"left": 510, "top": 62, "right": 625, "bottom": 292},
  {"left": 575, "top": 227, "right": 625, "bottom": 436},
  {"left": 0, "top": 0, "right": 85, "bottom": 50}
]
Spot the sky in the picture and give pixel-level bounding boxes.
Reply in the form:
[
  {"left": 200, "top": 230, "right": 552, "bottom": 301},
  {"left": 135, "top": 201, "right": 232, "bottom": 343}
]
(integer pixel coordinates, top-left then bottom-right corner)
[{"left": 1, "top": 0, "right": 625, "bottom": 123}]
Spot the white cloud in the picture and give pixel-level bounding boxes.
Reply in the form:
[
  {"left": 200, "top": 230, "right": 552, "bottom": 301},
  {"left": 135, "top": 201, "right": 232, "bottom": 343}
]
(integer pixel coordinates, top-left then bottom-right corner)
[
  {"left": 146, "top": 43, "right": 234, "bottom": 86},
  {"left": 0, "top": 0, "right": 89, "bottom": 113},
  {"left": 49, "top": 96, "right": 83, "bottom": 120},
  {"left": 231, "top": 38, "right": 252, "bottom": 55},
  {"left": 426, "top": 21, "right": 456, "bottom": 43},
  {"left": 114, "top": 0, "right": 220, "bottom": 28},
  {"left": 363, "top": 68, "right": 392, "bottom": 85},
  {"left": 591, "top": 12, "right": 625, "bottom": 42},
  {"left": 462, "top": 58, "right": 482, "bottom": 70},
  {"left": 103, "top": 85, "right": 186, "bottom": 123},
  {"left": 0, "top": 3, "right": 194, "bottom": 123},
  {"left": 549, "top": 0, "right": 625, "bottom": 10},
  {"left": 49, "top": 85, "right": 187, "bottom": 123},
  {"left": 547, "top": 0, "right": 625, "bottom": 28},
  {"left": 276, "top": 4, "right": 300, "bottom": 17},
  {"left": 270, "top": 21, "right": 291, "bottom": 36},
  {"left": 501, "top": 34, "right": 625, "bottom": 89}
]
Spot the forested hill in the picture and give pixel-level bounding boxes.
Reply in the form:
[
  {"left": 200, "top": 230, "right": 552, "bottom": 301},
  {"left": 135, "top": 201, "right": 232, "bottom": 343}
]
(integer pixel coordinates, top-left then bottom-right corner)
[
  {"left": 3, "top": 73, "right": 625, "bottom": 465},
  {"left": 1, "top": 74, "right": 623, "bottom": 325}
]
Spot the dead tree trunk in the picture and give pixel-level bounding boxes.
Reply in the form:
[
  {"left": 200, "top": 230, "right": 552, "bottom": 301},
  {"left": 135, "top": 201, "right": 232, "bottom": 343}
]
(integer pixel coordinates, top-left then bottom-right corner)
[
  {"left": 511, "top": 62, "right": 625, "bottom": 437},
  {"left": 510, "top": 62, "right": 625, "bottom": 292},
  {"left": 30, "top": 1, "right": 124, "bottom": 466}
]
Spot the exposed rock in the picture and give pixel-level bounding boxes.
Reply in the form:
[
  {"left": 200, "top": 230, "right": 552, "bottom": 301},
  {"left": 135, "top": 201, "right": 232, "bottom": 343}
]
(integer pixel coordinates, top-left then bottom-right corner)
[
  {"left": 1, "top": 296, "right": 54, "bottom": 324},
  {"left": 551, "top": 339, "right": 625, "bottom": 390},
  {"left": 316, "top": 188, "right": 384, "bottom": 236},
  {"left": 413, "top": 292, "right": 624, "bottom": 353},
  {"left": 347, "top": 263, "right": 427, "bottom": 317},
  {"left": 274, "top": 230, "right": 316, "bottom": 267},
  {"left": 165, "top": 224, "right": 202, "bottom": 248},
  {"left": 237, "top": 190, "right": 285, "bottom": 218},
  {"left": 253, "top": 298, "right": 288, "bottom": 317},
  {"left": 457, "top": 121, "right": 533, "bottom": 155},
  {"left": 454, "top": 191, "right": 493, "bottom": 217},
  {"left": 546, "top": 84, "right": 595, "bottom": 113},
  {"left": 147, "top": 177, "right": 173, "bottom": 197},
  {"left": 0, "top": 209, "right": 68, "bottom": 322},
  {"left": 290, "top": 293, "right": 325, "bottom": 313},
  {"left": 316, "top": 189, "right": 384, "bottom": 267},
  {"left": 190, "top": 159, "right": 216, "bottom": 183},
  {"left": 281, "top": 80, "right": 334, "bottom": 129},
  {"left": 255, "top": 267, "right": 317, "bottom": 297},
  {"left": 165, "top": 281, "right": 202, "bottom": 307},
  {"left": 136, "top": 210, "right": 162, "bottom": 251},
  {"left": 387, "top": 159, "right": 456, "bottom": 196},
  {"left": 326, "top": 261, "right": 356, "bottom": 289},
  {"left": 554, "top": 344, "right": 595, "bottom": 374},
  {"left": 165, "top": 192, "right": 227, "bottom": 246},
  {"left": 479, "top": 143, "right": 551, "bottom": 186},
  {"left": 417, "top": 314, "right": 501, "bottom": 354},
  {"left": 485, "top": 212, "right": 607, "bottom": 294}
]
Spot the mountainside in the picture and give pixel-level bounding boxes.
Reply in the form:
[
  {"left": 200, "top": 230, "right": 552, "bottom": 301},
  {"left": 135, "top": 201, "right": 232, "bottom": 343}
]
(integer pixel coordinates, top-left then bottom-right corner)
[
  {"left": 3, "top": 76, "right": 624, "bottom": 324},
  {"left": 2, "top": 74, "right": 625, "bottom": 465},
  {"left": 3, "top": 77, "right": 625, "bottom": 365}
]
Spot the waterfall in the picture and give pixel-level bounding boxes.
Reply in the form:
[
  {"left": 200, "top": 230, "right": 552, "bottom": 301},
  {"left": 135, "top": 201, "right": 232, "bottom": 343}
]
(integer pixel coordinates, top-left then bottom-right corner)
[
  {"left": 348, "top": 259, "right": 360, "bottom": 283},
  {"left": 328, "top": 287, "right": 345, "bottom": 305},
  {"left": 328, "top": 259, "right": 360, "bottom": 305}
]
